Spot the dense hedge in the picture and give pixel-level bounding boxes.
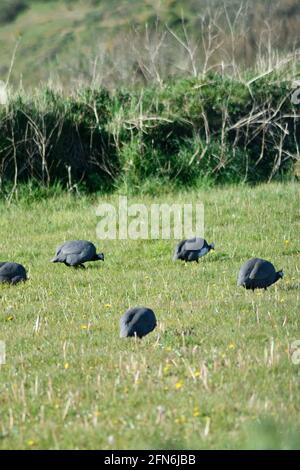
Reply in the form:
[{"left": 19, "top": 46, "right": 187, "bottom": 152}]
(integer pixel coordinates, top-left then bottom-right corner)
[
  {"left": 0, "top": 72, "right": 299, "bottom": 194},
  {"left": 0, "top": 0, "right": 28, "bottom": 25}
]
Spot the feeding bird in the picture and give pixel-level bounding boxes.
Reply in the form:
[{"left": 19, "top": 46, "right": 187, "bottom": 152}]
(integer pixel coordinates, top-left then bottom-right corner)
[
  {"left": 51, "top": 240, "right": 104, "bottom": 268},
  {"left": 0, "top": 262, "right": 27, "bottom": 284},
  {"left": 173, "top": 237, "right": 215, "bottom": 262},
  {"left": 120, "top": 306, "right": 157, "bottom": 338},
  {"left": 237, "top": 258, "right": 283, "bottom": 290}
]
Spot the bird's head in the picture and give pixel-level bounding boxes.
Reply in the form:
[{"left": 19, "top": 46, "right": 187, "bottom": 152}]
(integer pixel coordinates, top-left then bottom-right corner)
[
  {"left": 96, "top": 253, "right": 104, "bottom": 261},
  {"left": 277, "top": 270, "right": 284, "bottom": 279},
  {"left": 209, "top": 243, "right": 215, "bottom": 251}
]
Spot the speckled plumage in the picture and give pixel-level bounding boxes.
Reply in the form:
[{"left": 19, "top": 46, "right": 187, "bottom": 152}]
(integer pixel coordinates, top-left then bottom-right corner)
[
  {"left": 120, "top": 307, "right": 157, "bottom": 338},
  {"left": 51, "top": 240, "right": 104, "bottom": 267},
  {"left": 237, "top": 258, "right": 283, "bottom": 290},
  {"left": 0, "top": 262, "right": 27, "bottom": 284},
  {"left": 173, "top": 237, "right": 214, "bottom": 262}
]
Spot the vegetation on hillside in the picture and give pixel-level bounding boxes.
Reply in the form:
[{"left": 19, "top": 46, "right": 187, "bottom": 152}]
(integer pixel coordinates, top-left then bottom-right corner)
[
  {"left": 0, "top": 1, "right": 299, "bottom": 452},
  {"left": 0, "top": 0, "right": 299, "bottom": 89},
  {"left": 0, "top": 70, "right": 299, "bottom": 197},
  {"left": 0, "top": 1, "right": 299, "bottom": 196},
  {"left": 0, "top": 1, "right": 28, "bottom": 25}
]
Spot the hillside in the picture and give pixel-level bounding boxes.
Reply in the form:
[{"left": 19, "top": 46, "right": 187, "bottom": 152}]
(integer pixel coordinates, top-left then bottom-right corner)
[{"left": 0, "top": 0, "right": 299, "bottom": 90}]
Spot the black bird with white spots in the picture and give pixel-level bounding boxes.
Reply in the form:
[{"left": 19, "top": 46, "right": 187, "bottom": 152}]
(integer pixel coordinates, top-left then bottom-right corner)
[
  {"left": 120, "top": 307, "right": 157, "bottom": 338},
  {"left": 173, "top": 237, "right": 215, "bottom": 262},
  {"left": 51, "top": 240, "right": 104, "bottom": 268},
  {"left": 237, "top": 258, "right": 283, "bottom": 290},
  {"left": 0, "top": 262, "right": 27, "bottom": 284}
]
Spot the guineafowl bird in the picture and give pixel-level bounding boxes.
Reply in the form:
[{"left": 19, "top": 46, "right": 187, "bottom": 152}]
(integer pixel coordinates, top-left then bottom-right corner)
[
  {"left": 238, "top": 258, "right": 283, "bottom": 291},
  {"left": 173, "top": 237, "right": 214, "bottom": 262},
  {"left": 51, "top": 240, "right": 104, "bottom": 268},
  {"left": 120, "top": 307, "right": 157, "bottom": 338},
  {"left": 0, "top": 262, "right": 27, "bottom": 284}
]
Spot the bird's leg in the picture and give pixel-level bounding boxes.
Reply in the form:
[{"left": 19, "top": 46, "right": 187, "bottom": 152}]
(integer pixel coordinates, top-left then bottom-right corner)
[{"left": 11, "top": 276, "right": 23, "bottom": 285}]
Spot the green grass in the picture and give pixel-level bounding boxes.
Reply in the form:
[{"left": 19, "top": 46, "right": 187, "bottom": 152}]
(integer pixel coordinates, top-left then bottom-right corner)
[{"left": 0, "top": 182, "right": 299, "bottom": 449}]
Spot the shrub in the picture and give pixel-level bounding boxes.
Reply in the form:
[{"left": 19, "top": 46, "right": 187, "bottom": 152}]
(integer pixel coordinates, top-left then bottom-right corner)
[
  {"left": 0, "top": 71, "right": 298, "bottom": 196},
  {"left": 0, "top": 0, "right": 28, "bottom": 24}
]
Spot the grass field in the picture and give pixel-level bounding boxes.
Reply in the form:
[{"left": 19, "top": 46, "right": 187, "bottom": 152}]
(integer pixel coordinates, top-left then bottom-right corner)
[{"left": 0, "top": 182, "right": 299, "bottom": 450}]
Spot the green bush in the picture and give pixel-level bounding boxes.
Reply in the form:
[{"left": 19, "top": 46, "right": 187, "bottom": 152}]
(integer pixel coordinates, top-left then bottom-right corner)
[
  {"left": 0, "top": 0, "right": 28, "bottom": 24},
  {"left": 0, "top": 72, "right": 298, "bottom": 196}
]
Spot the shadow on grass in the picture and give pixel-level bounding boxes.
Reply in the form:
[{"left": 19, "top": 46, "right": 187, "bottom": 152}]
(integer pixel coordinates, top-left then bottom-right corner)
[
  {"left": 243, "top": 417, "right": 300, "bottom": 450},
  {"left": 282, "top": 249, "right": 300, "bottom": 256},
  {"left": 205, "top": 252, "right": 231, "bottom": 262},
  {"left": 142, "top": 437, "right": 193, "bottom": 451}
]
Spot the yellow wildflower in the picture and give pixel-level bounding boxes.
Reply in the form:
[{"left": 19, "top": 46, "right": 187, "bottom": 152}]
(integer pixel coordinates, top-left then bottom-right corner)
[
  {"left": 175, "top": 416, "right": 186, "bottom": 424},
  {"left": 175, "top": 381, "right": 183, "bottom": 390}
]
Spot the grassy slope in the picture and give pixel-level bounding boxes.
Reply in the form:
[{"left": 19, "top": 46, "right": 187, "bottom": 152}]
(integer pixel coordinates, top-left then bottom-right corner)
[
  {"left": 0, "top": 1, "right": 89, "bottom": 86},
  {"left": 0, "top": 182, "right": 299, "bottom": 449},
  {"left": 1, "top": 0, "right": 300, "bottom": 88},
  {"left": 0, "top": 0, "right": 188, "bottom": 87}
]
